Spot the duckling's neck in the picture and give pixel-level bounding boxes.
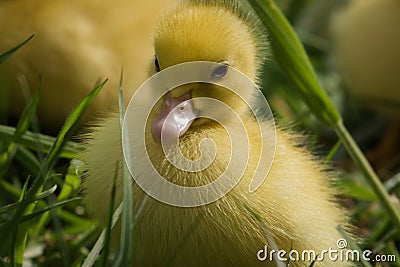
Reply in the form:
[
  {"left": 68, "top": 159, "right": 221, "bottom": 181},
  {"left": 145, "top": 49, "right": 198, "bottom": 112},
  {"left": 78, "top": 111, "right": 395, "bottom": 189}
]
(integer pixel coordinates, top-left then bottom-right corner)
[{"left": 145, "top": 117, "right": 258, "bottom": 187}]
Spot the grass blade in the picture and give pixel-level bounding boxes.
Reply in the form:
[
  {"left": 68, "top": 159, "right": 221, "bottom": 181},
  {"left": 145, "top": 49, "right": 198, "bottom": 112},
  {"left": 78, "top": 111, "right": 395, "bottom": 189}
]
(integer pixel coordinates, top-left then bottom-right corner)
[
  {"left": 247, "top": 0, "right": 400, "bottom": 230},
  {"left": 101, "top": 162, "right": 119, "bottom": 267},
  {"left": 13, "top": 177, "right": 31, "bottom": 267},
  {"left": 15, "top": 146, "right": 41, "bottom": 175},
  {"left": 46, "top": 79, "right": 107, "bottom": 167},
  {"left": 20, "top": 198, "right": 81, "bottom": 223},
  {"left": 242, "top": 202, "right": 285, "bottom": 267},
  {"left": 0, "top": 185, "right": 57, "bottom": 215},
  {"left": 0, "top": 79, "right": 41, "bottom": 178},
  {"left": 247, "top": 0, "right": 340, "bottom": 127},
  {"left": 337, "top": 226, "right": 373, "bottom": 267},
  {"left": 0, "top": 124, "right": 81, "bottom": 159},
  {"left": 0, "top": 79, "right": 107, "bottom": 254},
  {"left": 114, "top": 70, "right": 133, "bottom": 267},
  {"left": 30, "top": 159, "right": 82, "bottom": 236},
  {"left": 82, "top": 204, "right": 123, "bottom": 267},
  {"left": 0, "top": 34, "right": 34, "bottom": 64},
  {"left": 323, "top": 139, "right": 341, "bottom": 164},
  {"left": 334, "top": 121, "right": 400, "bottom": 230}
]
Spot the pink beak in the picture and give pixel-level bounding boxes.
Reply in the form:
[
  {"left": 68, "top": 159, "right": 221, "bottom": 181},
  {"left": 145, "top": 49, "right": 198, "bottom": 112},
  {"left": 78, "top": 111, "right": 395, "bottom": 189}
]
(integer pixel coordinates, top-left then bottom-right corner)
[{"left": 151, "top": 91, "right": 197, "bottom": 144}]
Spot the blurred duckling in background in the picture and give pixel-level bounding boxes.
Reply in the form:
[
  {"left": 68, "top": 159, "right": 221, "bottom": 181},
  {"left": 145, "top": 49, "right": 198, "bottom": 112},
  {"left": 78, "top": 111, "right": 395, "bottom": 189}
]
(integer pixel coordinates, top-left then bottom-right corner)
[
  {"left": 332, "top": 0, "right": 400, "bottom": 171},
  {"left": 0, "top": 0, "right": 173, "bottom": 132},
  {"left": 83, "top": 0, "right": 352, "bottom": 266},
  {"left": 332, "top": 0, "right": 400, "bottom": 118}
]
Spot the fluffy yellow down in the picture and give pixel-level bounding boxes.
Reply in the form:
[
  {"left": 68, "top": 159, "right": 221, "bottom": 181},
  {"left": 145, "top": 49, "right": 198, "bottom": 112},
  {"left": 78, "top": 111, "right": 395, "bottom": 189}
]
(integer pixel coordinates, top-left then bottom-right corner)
[
  {"left": 0, "top": 0, "right": 173, "bottom": 131},
  {"left": 83, "top": 1, "right": 352, "bottom": 266}
]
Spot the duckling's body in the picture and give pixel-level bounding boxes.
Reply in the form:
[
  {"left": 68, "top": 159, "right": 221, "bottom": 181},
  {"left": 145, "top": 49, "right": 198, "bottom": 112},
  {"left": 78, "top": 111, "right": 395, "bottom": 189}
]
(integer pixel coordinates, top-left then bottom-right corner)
[
  {"left": 85, "top": 115, "right": 349, "bottom": 266},
  {"left": 0, "top": 0, "right": 173, "bottom": 131},
  {"left": 83, "top": 1, "right": 351, "bottom": 266}
]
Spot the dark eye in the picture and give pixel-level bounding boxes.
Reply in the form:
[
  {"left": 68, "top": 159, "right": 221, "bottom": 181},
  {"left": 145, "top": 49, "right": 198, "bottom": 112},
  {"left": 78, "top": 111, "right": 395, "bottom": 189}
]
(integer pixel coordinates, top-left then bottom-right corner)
[
  {"left": 155, "top": 56, "right": 160, "bottom": 72},
  {"left": 211, "top": 61, "right": 229, "bottom": 79}
]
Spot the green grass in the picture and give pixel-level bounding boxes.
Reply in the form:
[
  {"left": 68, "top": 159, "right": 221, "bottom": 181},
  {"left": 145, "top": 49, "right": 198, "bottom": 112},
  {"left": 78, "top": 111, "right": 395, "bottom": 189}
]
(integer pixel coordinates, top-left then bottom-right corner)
[{"left": 1, "top": 0, "right": 399, "bottom": 266}]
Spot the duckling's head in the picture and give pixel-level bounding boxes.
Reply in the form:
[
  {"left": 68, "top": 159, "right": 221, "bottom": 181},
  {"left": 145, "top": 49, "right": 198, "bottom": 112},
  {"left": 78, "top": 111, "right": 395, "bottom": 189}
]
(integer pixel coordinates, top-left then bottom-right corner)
[{"left": 149, "top": 1, "right": 267, "bottom": 143}]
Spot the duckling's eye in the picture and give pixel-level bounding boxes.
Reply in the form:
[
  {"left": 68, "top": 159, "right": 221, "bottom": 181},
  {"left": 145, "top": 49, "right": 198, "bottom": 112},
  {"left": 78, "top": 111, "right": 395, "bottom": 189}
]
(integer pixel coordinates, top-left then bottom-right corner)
[
  {"left": 211, "top": 61, "right": 229, "bottom": 79},
  {"left": 155, "top": 56, "right": 160, "bottom": 72}
]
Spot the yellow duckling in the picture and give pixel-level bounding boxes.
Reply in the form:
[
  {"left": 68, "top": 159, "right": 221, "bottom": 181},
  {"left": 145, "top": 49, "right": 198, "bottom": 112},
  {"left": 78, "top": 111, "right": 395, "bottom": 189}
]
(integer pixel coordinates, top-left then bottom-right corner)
[
  {"left": 332, "top": 0, "right": 400, "bottom": 118},
  {"left": 83, "top": 1, "right": 352, "bottom": 266},
  {"left": 332, "top": 0, "right": 400, "bottom": 169},
  {"left": 0, "top": 0, "right": 173, "bottom": 131}
]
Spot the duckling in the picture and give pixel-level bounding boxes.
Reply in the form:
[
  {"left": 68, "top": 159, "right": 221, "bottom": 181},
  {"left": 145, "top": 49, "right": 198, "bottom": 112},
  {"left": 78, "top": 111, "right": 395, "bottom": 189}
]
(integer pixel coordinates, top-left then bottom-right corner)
[
  {"left": 332, "top": 0, "right": 400, "bottom": 118},
  {"left": 83, "top": 1, "right": 352, "bottom": 266},
  {"left": 332, "top": 0, "right": 400, "bottom": 170},
  {"left": 0, "top": 0, "right": 173, "bottom": 132}
]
